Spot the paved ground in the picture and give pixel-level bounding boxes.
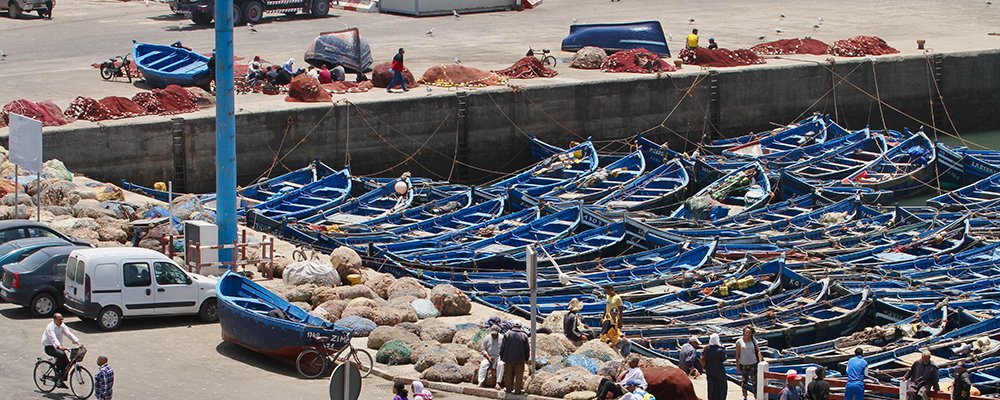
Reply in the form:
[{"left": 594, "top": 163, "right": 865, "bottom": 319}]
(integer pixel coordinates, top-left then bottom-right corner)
[{"left": 2, "top": 0, "right": 1000, "bottom": 109}]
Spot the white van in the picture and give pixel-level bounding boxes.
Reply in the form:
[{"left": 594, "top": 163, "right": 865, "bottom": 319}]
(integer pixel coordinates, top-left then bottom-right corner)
[{"left": 63, "top": 247, "right": 219, "bottom": 331}]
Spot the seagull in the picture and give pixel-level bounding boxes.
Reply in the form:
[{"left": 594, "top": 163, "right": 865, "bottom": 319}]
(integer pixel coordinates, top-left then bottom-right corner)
[
  {"left": 454, "top": 57, "right": 461, "bottom": 64},
  {"left": 688, "top": 18, "right": 695, "bottom": 24},
  {"left": 452, "top": 9, "right": 461, "bottom": 17},
  {"left": 817, "top": 17, "right": 824, "bottom": 24},
  {"left": 426, "top": 86, "right": 432, "bottom": 92},
  {"left": 668, "top": 33, "right": 673, "bottom": 41},
  {"left": 248, "top": 23, "right": 257, "bottom": 33},
  {"left": 177, "top": 22, "right": 183, "bottom": 30},
  {"left": 571, "top": 18, "right": 578, "bottom": 24},
  {"left": 425, "top": 27, "right": 434, "bottom": 36},
  {"left": 758, "top": 35, "right": 766, "bottom": 41},
  {"left": 775, "top": 28, "right": 784, "bottom": 34},
  {"left": 988, "top": 1, "right": 993, "bottom": 5},
  {"left": 145, "top": 0, "right": 150, "bottom": 6},
  {"left": 779, "top": 13, "right": 785, "bottom": 18},
  {"left": 813, "top": 24, "right": 820, "bottom": 29}
]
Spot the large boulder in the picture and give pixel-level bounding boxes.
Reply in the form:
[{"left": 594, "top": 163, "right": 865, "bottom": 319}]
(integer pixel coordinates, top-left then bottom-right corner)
[
  {"left": 570, "top": 46, "right": 608, "bottom": 69},
  {"left": 362, "top": 268, "right": 395, "bottom": 299},
  {"left": 418, "top": 318, "right": 456, "bottom": 343},
  {"left": 410, "top": 341, "right": 443, "bottom": 364},
  {"left": 388, "top": 277, "right": 428, "bottom": 300},
  {"left": 442, "top": 343, "right": 480, "bottom": 365},
  {"left": 643, "top": 366, "right": 699, "bottom": 400},
  {"left": 335, "top": 315, "right": 377, "bottom": 337},
  {"left": 415, "top": 348, "right": 457, "bottom": 372},
  {"left": 429, "top": 284, "right": 472, "bottom": 316},
  {"left": 329, "top": 246, "right": 362, "bottom": 281},
  {"left": 36, "top": 181, "right": 79, "bottom": 207},
  {"left": 282, "top": 260, "right": 339, "bottom": 287},
  {"left": 543, "top": 310, "right": 568, "bottom": 334},
  {"left": 290, "top": 301, "right": 312, "bottom": 312},
  {"left": 316, "top": 299, "right": 348, "bottom": 321},
  {"left": 453, "top": 326, "right": 489, "bottom": 350},
  {"left": 73, "top": 199, "right": 116, "bottom": 219},
  {"left": 411, "top": 298, "right": 440, "bottom": 319},
  {"left": 367, "top": 326, "right": 420, "bottom": 350},
  {"left": 396, "top": 322, "right": 422, "bottom": 337},
  {"left": 388, "top": 296, "right": 419, "bottom": 323},
  {"left": 420, "top": 361, "right": 463, "bottom": 384},
  {"left": 526, "top": 371, "right": 555, "bottom": 395},
  {"left": 597, "top": 360, "right": 622, "bottom": 379},
  {"left": 332, "top": 285, "right": 379, "bottom": 301},
  {"left": 311, "top": 287, "right": 340, "bottom": 307},
  {"left": 375, "top": 339, "right": 413, "bottom": 366},
  {"left": 537, "top": 333, "right": 578, "bottom": 357},
  {"left": 565, "top": 391, "right": 598, "bottom": 400},
  {"left": 97, "top": 225, "right": 128, "bottom": 244},
  {"left": 281, "top": 283, "right": 318, "bottom": 303},
  {"left": 573, "top": 339, "right": 622, "bottom": 363},
  {"left": 460, "top": 361, "right": 479, "bottom": 383},
  {"left": 537, "top": 366, "right": 598, "bottom": 398}
]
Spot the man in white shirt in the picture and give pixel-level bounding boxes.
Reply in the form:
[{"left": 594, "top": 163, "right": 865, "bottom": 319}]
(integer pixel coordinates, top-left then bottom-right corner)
[
  {"left": 596, "top": 357, "right": 646, "bottom": 399},
  {"left": 41, "top": 313, "right": 81, "bottom": 387},
  {"left": 478, "top": 326, "right": 505, "bottom": 388}
]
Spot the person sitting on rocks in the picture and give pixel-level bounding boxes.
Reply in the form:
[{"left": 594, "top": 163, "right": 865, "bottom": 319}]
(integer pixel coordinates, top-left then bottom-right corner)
[
  {"left": 477, "top": 326, "right": 504, "bottom": 388},
  {"left": 596, "top": 358, "right": 646, "bottom": 400},
  {"left": 563, "top": 298, "right": 595, "bottom": 342}
]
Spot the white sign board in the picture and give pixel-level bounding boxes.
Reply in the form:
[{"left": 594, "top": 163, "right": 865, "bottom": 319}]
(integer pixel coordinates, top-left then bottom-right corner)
[{"left": 8, "top": 113, "right": 43, "bottom": 172}]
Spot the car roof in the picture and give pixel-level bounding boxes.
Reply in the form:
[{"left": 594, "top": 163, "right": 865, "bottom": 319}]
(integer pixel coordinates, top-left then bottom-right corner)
[
  {"left": 0, "top": 237, "right": 71, "bottom": 249},
  {"left": 0, "top": 220, "right": 55, "bottom": 230},
  {"left": 35, "top": 245, "right": 90, "bottom": 257},
  {"left": 71, "top": 247, "right": 172, "bottom": 262}
]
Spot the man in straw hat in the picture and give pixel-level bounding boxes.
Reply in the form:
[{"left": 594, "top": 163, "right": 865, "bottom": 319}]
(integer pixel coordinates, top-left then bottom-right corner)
[{"left": 563, "top": 298, "right": 595, "bottom": 342}]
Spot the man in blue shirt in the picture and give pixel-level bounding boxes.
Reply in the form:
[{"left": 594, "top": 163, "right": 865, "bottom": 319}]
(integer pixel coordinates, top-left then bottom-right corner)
[
  {"left": 94, "top": 355, "right": 114, "bottom": 400},
  {"left": 845, "top": 348, "right": 868, "bottom": 400}
]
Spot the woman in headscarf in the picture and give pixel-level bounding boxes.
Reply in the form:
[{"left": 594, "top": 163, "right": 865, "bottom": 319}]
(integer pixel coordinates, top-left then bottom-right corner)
[
  {"left": 412, "top": 380, "right": 432, "bottom": 400},
  {"left": 282, "top": 58, "right": 295, "bottom": 74},
  {"left": 702, "top": 333, "right": 727, "bottom": 400}
]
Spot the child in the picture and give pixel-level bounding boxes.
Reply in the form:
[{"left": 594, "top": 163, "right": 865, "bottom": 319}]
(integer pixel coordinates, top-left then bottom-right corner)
[
  {"left": 412, "top": 381, "right": 433, "bottom": 400},
  {"left": 393, "top": 381, "right": 409, "bottom": 400}
]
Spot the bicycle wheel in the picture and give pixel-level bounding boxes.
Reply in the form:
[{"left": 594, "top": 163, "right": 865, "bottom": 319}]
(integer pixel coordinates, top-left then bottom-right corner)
[
  {"left": 33, "top": 361, "right": 57, "bottom": 393},
  {"left": 349, "top": 348, "right": 373, "bottom": 378},
  {"left": 69, "top": 366, "right": 94, "bottom": 399},
  {"left": 543, "top": 56, "right": 557, "bottom": 66},
  {"left": 292, "top": 249, "right": 307, "bottom": 262},
  {"left": 295, "top": 349, "right": 329, "bottom": 379}
]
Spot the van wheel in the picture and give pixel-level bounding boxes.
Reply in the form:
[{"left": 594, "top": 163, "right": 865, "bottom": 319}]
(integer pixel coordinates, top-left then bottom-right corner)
[
  {"left": 8, "top": 1, "right": 23, "bottom": 18},
  {"left": 199, "top": 298, "right": 218, "bottom": 322},
  {"left": 309, "top": 0, "right": 328, "bottom": 17},
  {"left": 243, "top": 0, "right": 264, "bottom": 24},
  {"left": 191, "top": 10, "right": 213, "bottom": 25},
  {"left": 97, "top": 306, "right": 122, "bottom": 331},
  {"left": 30, "top": 293, "right": 57, "bottom": 317}
]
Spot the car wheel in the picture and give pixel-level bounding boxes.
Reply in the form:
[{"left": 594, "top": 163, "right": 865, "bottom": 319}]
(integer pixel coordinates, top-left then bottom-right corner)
[
  {"left": 8, "top": 1, "right": 23, "bottom": 18},
  {"left": 97, "top": 306, "right": 122, "bottom": 331},
  {"left": 198, "top": 298, "right": 218, "bottom": 322},
  {"left": 30, "top": 293, "right": 57, "bottom": 317}
]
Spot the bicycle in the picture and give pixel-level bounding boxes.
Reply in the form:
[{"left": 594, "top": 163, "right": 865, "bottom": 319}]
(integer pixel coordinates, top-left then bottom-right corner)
[
  {"left": 291, "top": 245, "right": 322, "bottom": 262},
  {"left": 530, "top": 48, "right": 557, "bottom": 67},
  {"left": 34, "top": 346, "right": 95, "bottom": 399},
  {"left": 295, "top": 335, "right": 373, "bottom": 379}
]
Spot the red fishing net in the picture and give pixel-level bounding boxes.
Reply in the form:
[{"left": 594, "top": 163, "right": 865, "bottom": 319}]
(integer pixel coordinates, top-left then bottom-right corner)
[
  {"left": 751, "top": 38, "right": 831, "bottom": 55},
  {"left": 680, "top": 47, "right": 766, "bottom": 67},
  {"left": 419, "top": 64, "right": 507, "bottom": 87},
  {"left": 322, "top": 81, "right": 374, "bottom": 94},
  {"left": 601, "top": 48, "right": 677, "bottom": 73},
  {"left": 65, "top": 95, "right": 156, "bottom": 121},
  {"left": 371, "top": 62, "right": 420, "bottom": 89},
  {"left": 285, "top": 75, "right": 333, "bottom": 103},
  {"left": 150, "top": 85, "right": 199, "bottom": 114},
  {"left": 100, "top": 96, "right": 150, "bottom": 117},
  {"left": 830, "top": 36, "right": 899, "bottom": 57},
  {"left": 494, "top": 56, "right": 558, "bottom": 79},
  {"left": 1, "top": 99, "right": 73, "bottom": 127}
]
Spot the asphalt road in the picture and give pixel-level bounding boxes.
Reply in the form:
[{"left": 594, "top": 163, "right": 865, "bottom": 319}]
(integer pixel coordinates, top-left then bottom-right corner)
[{"left": 0, "top": 302, "right": 480, "bottom": 400}]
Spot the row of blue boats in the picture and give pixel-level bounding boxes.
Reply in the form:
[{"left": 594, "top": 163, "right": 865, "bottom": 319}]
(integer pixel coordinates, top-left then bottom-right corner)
[{"left": 127, "top": 113, "right": 1000, "bottom": 392}]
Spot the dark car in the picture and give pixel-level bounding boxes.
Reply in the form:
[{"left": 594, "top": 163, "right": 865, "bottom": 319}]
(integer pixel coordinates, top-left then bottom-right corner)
[
  {"left": 1, "top": 246, "right": 87, "bottom": 317},
  {"left": 0, "top": 220, "right": 91, "bottom": 247}
]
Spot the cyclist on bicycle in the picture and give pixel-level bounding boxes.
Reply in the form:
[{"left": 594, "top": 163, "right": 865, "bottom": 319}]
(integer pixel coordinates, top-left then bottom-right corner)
[{"left": 41, "top": 313, "right": 81, "bottom": 388}]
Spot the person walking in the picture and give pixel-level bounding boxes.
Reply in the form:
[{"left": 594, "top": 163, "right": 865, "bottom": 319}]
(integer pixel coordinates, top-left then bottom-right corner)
[
  {"left": 595, "top": 358, "right": 646, "bottom": 399},
  {"left": 563, "top": 298, "right": 594, "bottom": 342},
  {"left": 702, "top": 333, "right": 728, "bottom": 400},
  {"left": 736, "top": 327, "right": 762, "bottom": 400},
  {"left": 845, "top": 348, "right": 868, "bottom": 400},
  {"left": 805, "top": 367, "right": 830, "bottom": 400},
  {"left": 903, "top": 350, "right": 940, "bottom": 400},
  {"left": 679, "top": 336, "right": 704, "bottom": 377},
  {"left": 477, "top": 326, "right": 504, "bottom": 388},
  {"left": 387, "top": 48, "right": 408, "bottom": 93},
  {"left": 41, "top": 313, "right": 81, "bottom": 388},
  {"left": 687, "top": 29, "right": 700, "bottom": 50},
  {"left": 411, "top": 380, "right": 432, "bottom": 400},
  {"left": 392, "top": 381, "right": 409, "bottom": 400},
  {"left": 779, "top": 370, "right": 801, "bottom": 400},
  {"left": 951, "top": 362, "right": 972, "bottom": 400},
  {"left": 94, "top": 355, "right": 114, "bottom": 400},
  {"left": 499, "top": 321, "right": 530, "bottom": 394}
]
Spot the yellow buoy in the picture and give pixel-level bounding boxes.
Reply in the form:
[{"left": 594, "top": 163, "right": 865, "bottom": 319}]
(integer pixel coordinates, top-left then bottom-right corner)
[{"left": 346, "top": 274, "right": 362, "bottom": 285}]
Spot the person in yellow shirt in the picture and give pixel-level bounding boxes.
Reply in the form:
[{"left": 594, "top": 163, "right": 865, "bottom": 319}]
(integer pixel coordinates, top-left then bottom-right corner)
[
  {"left": 601, "top": 285, "right": 623, "bottom": 334},
  {"left": 687, "top": 29, "right": 700, "bottom": 50}
]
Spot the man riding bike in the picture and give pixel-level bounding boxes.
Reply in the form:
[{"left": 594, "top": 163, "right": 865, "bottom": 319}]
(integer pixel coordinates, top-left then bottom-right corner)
[{"left": 41, "top": 313, "right": 81, "bottom": 388}]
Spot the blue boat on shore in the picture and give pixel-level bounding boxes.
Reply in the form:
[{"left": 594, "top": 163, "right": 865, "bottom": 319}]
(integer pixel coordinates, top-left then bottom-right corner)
[
  {"left": 561, "top": 20, "right": 670, "bottom": 57},
  {"left": 133, "top": 41, "right": 211, "bottom": 89}
]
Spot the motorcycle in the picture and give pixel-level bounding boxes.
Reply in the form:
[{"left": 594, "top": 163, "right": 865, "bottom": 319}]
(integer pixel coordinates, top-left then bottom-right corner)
[{"left": 100, "top": 53, "right": 133, "bottom": 83}]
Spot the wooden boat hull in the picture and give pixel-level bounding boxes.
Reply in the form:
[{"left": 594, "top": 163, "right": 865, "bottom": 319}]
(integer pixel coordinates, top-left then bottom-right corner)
[
  {"left": 561, "top": 20, "right": 670, "bottom": 56},
  {"left": 133, "top": 41, "right": 211, "bottom": 89}
]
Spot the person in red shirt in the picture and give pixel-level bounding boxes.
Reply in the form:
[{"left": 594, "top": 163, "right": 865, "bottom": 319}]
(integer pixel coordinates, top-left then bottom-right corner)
[
  {"left": 387, "top": 48, "right": 408, "bottom": 93},
  {"left": 318, "top": 65, "right": 332, "bottom": 84}
]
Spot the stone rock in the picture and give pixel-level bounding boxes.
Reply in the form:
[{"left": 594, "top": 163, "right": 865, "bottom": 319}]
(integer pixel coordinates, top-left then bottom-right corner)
[
  {"left": 538, "top": 366, "right": 597, "bottom": 398},
  {"left": 388, "top": 296, "right": 419, "bottom": 323},
  {"left": 537, "top": 333, "right": 578, "bottom": 357},
  {"left": 2, "top": 192, "right": 34, "bottom": 207},
  {"left": 329, "top": 246, "right": 362, "bottom": 281},
  {"left": 282, "top": 260, "right": 339, "bottom": 287},
  {"left": 396, "top": 322, "right": 422, "bottom": 337},
  {"left": 316, "top": 299, "right": 348, "bottom": 321},
  {"left": 442, "top": 343, "right": 479, "bottom": 365},
  {"left": 311, "top": 287, "right": 340, "bottom": 307},
  {"left": 415, "top": 348, "right": 457, "bottom": 372},
  {"left": 332, "top": 285, "right": 378, "bottom": 301},
  {"left": 272, "top": 256, "right": 292, "bottom": 279},
  {"left": 412, "top": 298, "right": 440, "bottom": 319},
  {"left": 573, "top": 339, "right": 623, "bottom": 363},
  {"left": 336, "top": 315, "right": 377, "bottom": 337},
  {"left": 453, "top": 327, "right": 489, "bottom": 350},
  {"left": 342, "top": 301, "right": 403, "bottom": 326},
  {"left": 362, "top": 269, "right": 395, "bottom": 299},
  {"left": 308, "top": 306, "right": 328, "bottom": 321},
  {"left": 283, "top": 283, "right": 317, "bottom": 303},
  {"left": 564, "top": 390, "right": 598, "bottom": 400},
  {"left": 290, "top": 301, "right": 312, "bottom": 312},
  {"left": 70, "top": 217, "right": 101, "bottom": 231},
  {"left": 643, "top": 366, "right": 699, "bottom": 400},
  {"left": 388, "top": 277, "right": 428, "bottom": 300},
  {"left": 36, "top": 181, "right": 79, "bottom": 207},
  {"left": 459, "top": 361, "right": 479, "bottom": 383},
  {"left": 409, "top": 340, "right": 442, "bottom": 364},
  {"left": 597, "top": 360, "right": 622, "bottom": 379},
  {"left": 375, "top": 339, "right": 413, "bottom": 366},
  {"left": 43, "top": 206, "right": 73, "bottom": 216},
  {"left": 418, "top": 318, "right": 457, "bottom": 343},
  {"left": 429, "top": 284, "right": 472, "bottom": 316},
  {"left": 97, "top": 225, "right": 128, "bottom": 244},
  {"left": 367, "top": 326, "right": 421, "bottom": 350},
  {"left": 73, "top": 199, "right": 115, "bottom": 219},
  {"left": 544, "top": 310, "right": 568, "bottom": 334},
  {"left": 420, "top": 361, "right": 464, "bottom": 384},
  {"left": 67, "top": 228, "right": 99, "bottom": 243},
  {"left": 526, "top": 371, "right": 555, "bottom": 395}
]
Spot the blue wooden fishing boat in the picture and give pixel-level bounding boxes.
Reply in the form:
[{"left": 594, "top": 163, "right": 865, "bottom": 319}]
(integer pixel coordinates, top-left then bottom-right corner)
[
  {"left": 694, "top": 114, "right": 828, "bottom": 155},
  {"left": 374, "top": 207, "right": 541, "bottom": 258},
  {"left": 928, "top": 170, "right": 1000, "bottom": 211},
  {"left": 132, "top": 41, "right": 212, "bottom": 89},
  {"left": 332, "top": 190, "right": 474, "bottom": 234},
  {"left": 782, "top": 134, "right": 888, "bottom": 181},
  {"left": 935, "top": 142, "right": 1000, "bottom": 189},
  {"left": 298, "top": 175, "right": 414, "bottom": 226},
  {"left": 722, "top": 115, "right": 845, "bottom": 158},
  {"left": 512, "top": 151, "right": 647, "bottom": 208},
  {"left": 671, "top": 162, "right": 771, "bottom": 220},
  {"left": 561, "top": 20, "right": 670, "bottom": 56},
  {"left": 246, "top": 167, "right": 352, "bottom": 221},
  {"left": 828, "top": 131, "right": 936, "bottom": 199},
  {"left": 593, "top": 159, "right": 690, "bottom": 214},
  {"left": 484, "top": 141, "right": 599, "bottom": 196},
  {"left": 216, "top": 271, "right": 352, "bottom": 362},
  {"left": 635, "top": 133, "right": 694, "bottom": 168}
]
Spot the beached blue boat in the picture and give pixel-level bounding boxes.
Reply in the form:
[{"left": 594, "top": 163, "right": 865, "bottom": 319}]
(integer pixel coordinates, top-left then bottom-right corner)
[
  {"left": 133, "top": 41, "right": 211, "bottom": 89},
  {"left": 671, "top": 162, "right": 770, "bottom": 220},
  {"left": 247, "top": 167, "right": 352, "bottom": 222},
  {"left": 561, "top": 20, "right": 670, "bottom": 56},
  {"left": 216, "top": 271, "right": 352, "bottom": 362},
  {"left": 935, "top": 143, "right": 1000, "bottom": 189}
]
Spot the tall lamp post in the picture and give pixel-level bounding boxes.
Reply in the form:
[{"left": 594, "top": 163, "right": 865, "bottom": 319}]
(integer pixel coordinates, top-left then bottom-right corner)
[{"left": 215, "top": 0, "right": 237, "bottom": 263}]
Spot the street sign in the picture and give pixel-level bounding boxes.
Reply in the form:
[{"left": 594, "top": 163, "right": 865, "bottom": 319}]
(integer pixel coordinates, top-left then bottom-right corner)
[
  {"left": 329, "top": 361, "right": 362, "bottom": 400},
  {"left": 8, "top": 113, "right": 43, "bottom": 172}
]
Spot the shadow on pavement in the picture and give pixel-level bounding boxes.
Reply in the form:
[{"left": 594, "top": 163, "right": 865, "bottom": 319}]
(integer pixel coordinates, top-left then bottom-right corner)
[
  {"left": 41, "top": 391, "right": 76, "bottom": 399},
  {"left": 146, "top": 13, "right": 185, "bottom": 21},
  {"left": 0, "top": 305, "right": 39, "bottom": 320},
  {"left": 215, "top": 341, "right": 304, "bottom": 379},
  {"left": 64, "top": 315, "right": 210, "bottom": 334}
]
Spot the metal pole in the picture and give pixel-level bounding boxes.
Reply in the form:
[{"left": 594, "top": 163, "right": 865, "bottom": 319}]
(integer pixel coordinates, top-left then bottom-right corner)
[
  {"left": 526, "top": 245, "right": 537, "bottom": 376},
  {"left": 13, "top": 166, "right": 18, "bottom": 219},
  {"left": 35, "top": 170, "right": 40, "bottom": 222},
  {"left": 168, "top": 181, "right": 174, "bottom": 234},
  {"left": 215, "top": 0, "right": 237, "bottom": 263}
]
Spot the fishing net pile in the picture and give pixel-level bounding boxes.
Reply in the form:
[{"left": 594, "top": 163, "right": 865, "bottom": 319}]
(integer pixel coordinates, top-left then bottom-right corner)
[
  {"left": 830, "top": 36, "right": 899, "bottom": 57},
  {"left": 419, "top": 64, "right": 507, "bottom": 88},
  {"left": 601, "top": 48, "right": 677, "bottom": 73},
  {"left": 321, "top": 81, "right": 374, "bottom": 94},
  {"left": 61, "top": 85, "right": 200, "bottom": 122},
  {"left": 371, "top": 62, "right": 419, "bottom": 89},
  {"left": 570, "top": 46, "right": 608, "bottom": 69},
  {"left": 0, "top": 100, "right": 74, "bottom": 127},
  {"left": 493, "top": 56, "right": 558, "bottom": 79},
  {"left": 285, "top": 75, "right": 333, "bottom": 103},
  {"left": 751, "top": 38, "right": 831, "bottom": 55},
  {"left": 680, "top": 47, "right": 766, "bottom": 67},
  {"left": 131, "top": 85, "right": 199, "bottom": 115}
]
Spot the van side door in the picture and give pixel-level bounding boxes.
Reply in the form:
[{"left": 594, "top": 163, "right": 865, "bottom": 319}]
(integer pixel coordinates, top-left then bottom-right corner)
[
  {"left": 152, "top": 261, "right": 199, "bottom": 315},
  {"left": 121, "top": 261, "right": 156, "bottom": 316}
]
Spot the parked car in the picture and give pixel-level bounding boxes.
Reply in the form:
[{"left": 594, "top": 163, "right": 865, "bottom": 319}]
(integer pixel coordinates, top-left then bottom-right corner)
[
  {"left": 1, "top": 0, "right": 52, "bottom": 18},
  {"left": 1, "top": 246, "right": 88, "bottom": 317},
  {"left": 63, "top": 247, "right": 218, "bottom": 331},
  {"left": 0, "top": 237, "right": 73, "bottom": 269},
  {"left": 0, "top": 220, "right": 91, "bottom": 247}
]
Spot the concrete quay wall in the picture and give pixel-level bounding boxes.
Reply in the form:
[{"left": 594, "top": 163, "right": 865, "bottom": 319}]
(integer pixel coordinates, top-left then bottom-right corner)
[{"left": 7, "top": 50, "right": 1000, "bottom": 193}]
